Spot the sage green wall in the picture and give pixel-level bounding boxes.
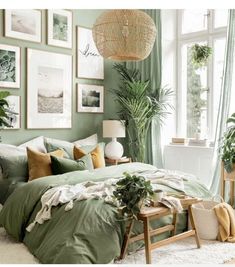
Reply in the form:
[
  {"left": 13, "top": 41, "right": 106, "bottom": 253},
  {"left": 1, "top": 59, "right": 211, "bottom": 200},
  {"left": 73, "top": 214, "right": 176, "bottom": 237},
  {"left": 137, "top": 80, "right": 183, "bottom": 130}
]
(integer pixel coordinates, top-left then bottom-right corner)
[{"left": 0, "top": 9, "right": 120, "bottom": 146}]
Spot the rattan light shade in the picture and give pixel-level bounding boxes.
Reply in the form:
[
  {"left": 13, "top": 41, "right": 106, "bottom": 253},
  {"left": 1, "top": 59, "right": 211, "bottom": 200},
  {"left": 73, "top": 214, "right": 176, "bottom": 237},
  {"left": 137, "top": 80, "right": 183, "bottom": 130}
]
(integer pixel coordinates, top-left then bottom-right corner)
[{"left": 92, "top": 10, "right": 157, "bottom": 61}]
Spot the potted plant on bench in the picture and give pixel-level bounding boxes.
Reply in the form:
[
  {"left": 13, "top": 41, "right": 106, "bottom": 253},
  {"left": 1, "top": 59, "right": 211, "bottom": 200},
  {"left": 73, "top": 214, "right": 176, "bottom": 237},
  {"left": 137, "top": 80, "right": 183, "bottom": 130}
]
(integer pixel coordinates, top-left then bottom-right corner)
[{"left": 221, "top": 113, "right": 235, "bottom": 178}]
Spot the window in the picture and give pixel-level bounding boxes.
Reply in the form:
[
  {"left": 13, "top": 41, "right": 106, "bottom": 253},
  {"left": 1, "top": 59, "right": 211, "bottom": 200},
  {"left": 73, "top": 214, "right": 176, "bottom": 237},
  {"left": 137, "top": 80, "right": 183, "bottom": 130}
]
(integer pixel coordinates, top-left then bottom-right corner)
[{"left": 177, "top": 9, "right": 228, "bottom": 140}]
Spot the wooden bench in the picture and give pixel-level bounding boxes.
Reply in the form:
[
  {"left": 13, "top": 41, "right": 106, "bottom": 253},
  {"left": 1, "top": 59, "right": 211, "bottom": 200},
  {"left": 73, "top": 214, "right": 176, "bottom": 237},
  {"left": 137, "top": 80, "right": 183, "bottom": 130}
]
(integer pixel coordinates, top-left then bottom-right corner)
[{"left": 119, "top": 197, "right": 202, "bottom": 264}]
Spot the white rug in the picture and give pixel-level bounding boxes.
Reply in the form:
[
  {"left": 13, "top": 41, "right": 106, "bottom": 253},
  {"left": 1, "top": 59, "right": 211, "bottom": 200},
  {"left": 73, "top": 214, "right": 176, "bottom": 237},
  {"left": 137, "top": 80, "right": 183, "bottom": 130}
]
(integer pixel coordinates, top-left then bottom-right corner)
[{"left": 0, "top": 226, "right": 235, "bottom": 264}]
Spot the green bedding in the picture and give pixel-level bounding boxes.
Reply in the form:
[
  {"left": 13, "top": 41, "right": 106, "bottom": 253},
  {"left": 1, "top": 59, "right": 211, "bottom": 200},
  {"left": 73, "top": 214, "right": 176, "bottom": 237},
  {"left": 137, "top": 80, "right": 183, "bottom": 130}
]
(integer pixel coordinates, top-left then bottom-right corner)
[{"left": 0, "top": 163, "right": 212, "bottom": 264}]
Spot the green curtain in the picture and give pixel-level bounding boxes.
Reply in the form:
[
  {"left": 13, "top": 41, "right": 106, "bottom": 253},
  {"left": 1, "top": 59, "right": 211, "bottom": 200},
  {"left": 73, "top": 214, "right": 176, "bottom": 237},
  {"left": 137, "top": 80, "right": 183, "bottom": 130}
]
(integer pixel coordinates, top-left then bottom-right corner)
[
  {"left": 126, "top": 9, "right": 163, "bottom": 167},
  {"left": 210, "top": 9, "right": 235, "bottom": 194}
]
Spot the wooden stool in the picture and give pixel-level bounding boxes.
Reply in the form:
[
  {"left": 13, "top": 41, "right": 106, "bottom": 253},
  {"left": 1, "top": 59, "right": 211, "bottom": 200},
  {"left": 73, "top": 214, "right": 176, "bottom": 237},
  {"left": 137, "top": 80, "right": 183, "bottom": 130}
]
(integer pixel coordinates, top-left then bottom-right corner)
[{"left": 120, "top": 198, "right": 202, "bottom": 264}]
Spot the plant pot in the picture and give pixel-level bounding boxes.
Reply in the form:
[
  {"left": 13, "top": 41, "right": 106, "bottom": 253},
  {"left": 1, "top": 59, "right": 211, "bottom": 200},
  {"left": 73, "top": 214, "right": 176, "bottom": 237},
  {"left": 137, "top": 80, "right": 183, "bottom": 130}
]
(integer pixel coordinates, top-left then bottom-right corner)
[{"left": 224, "top": 162, "right": 235, "bottom": 180}]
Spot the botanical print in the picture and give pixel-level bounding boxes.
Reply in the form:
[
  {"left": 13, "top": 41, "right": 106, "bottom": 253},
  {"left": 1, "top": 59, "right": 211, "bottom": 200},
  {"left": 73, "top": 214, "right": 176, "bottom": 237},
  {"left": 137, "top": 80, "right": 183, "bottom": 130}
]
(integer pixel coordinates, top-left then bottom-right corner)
[
  {"left": 37, "top": 66, "right": 64, "bottom": 114},
  {"left": 0, "top": 49, "right": 16, "bottom": 83},
  {"left": 11, "top": 10, "right": 36, "bottom": 35},
  {"left": 0, "top": 44, "right": 20, "bottom": 88},
  {"left": 5, "top": 96, "right": 20, "bottom": 129},
  {"left": 82, "top": 89, "right": 100, "bottom": 108},
  {"left": 53, "top": 13, "right": 68, "bottom": 41},
  {"left": 77, "top": 84, "right": 104, "bottom": 113},
  {"left": 47, "top": 10, "right": 72, "bottom": 49},
  {"left": 77, "top": 27, "right": 104, "bottom": 79},
  {"left": 5, "top": 10, "right": 41, "bottom": 43}
]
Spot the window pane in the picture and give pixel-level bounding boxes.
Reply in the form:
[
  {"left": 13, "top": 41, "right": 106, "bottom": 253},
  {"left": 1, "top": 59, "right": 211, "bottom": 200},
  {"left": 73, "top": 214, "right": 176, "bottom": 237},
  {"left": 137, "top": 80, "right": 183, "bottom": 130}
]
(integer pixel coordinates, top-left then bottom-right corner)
[
  {"left": 213, "top": 38, "right": 226, "bottom": 138},
  {"left": 182, "top": 9, "right": 208, "bottom": 34},
  {"left": 181, "top": 42, "right": 208, "bottom": 138},
  {"left": 214, "top": 9, "right": 228, "bottom": 28}
]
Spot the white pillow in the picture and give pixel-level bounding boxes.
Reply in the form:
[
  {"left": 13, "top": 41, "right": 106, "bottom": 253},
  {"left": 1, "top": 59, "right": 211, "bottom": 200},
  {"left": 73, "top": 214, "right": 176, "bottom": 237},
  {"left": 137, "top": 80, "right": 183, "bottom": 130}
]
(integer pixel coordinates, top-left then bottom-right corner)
[
  {"left": 19, "top": 136, "right": 47, "bottom": 153},
  {"left": 73, "top": 134, "right": 98, "bottom": 147}
]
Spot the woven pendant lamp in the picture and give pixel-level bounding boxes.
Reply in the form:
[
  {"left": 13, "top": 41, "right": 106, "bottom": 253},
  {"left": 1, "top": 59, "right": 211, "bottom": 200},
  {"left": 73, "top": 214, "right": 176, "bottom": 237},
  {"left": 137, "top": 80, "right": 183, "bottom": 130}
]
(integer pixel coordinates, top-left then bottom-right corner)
[{"left": 92, "top": 10, "right": 157, "bottom": 61}]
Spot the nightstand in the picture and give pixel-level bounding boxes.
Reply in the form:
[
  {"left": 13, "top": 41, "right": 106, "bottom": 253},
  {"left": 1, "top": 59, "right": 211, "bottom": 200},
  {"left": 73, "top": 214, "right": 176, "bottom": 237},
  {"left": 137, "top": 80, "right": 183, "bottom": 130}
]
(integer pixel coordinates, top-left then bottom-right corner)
[{"left": 105, "top": 157, "right": 132, "bottom": 165}]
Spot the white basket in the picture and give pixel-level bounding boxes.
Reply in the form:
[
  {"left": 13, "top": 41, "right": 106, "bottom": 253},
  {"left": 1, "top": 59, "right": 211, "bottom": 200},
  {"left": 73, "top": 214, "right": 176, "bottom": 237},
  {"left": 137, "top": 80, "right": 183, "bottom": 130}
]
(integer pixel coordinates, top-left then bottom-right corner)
[{"left": 190, "top": 195, "right": 224, "bottom": 240}]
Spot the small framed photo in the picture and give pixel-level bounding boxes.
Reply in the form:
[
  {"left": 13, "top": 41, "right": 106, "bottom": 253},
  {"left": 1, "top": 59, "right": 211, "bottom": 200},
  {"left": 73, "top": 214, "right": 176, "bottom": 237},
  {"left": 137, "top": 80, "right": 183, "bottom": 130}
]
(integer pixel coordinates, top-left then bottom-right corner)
[
  {"left": 77, "top": 84, "right": 104, "bottom": 113},
  {"left": 27, "top": 49, "right": 72, "bottom": 129},
  {"left": 5, "top": 95, "right": 20, "bottom": 129},
  {"left": 77, "top": 26, "right": 104, "bottom": 80},
  {"left": 0, "top": 44, "right": 20, "bottom": 88},
  {"left": 47, "top": 10, "right": 72, "bottom": 49},
  {"left": 4, "top": 9, "right": 41, "bottom": 43}
]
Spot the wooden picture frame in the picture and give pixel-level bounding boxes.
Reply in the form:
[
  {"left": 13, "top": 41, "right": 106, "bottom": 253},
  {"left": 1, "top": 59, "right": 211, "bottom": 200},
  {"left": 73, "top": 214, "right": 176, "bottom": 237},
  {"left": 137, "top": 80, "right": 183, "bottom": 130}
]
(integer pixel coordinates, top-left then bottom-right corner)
[
  {"left": 47, "top": 9, "right": 73, "bottom": 49},
  {"left": 77, "top": 26, "right": 104, "bottom": 80},
  {"left": 77, "top": 84, "right": 104, "bottom": 113},
  {"left": 0, "top": 44, "right": 20, "bottom": 88},
  {"left": 27, "top": 49, "right": 72, "bottom": 129},
  {"left": 4, "top": 9, "right": 41, "bottom": 43}
]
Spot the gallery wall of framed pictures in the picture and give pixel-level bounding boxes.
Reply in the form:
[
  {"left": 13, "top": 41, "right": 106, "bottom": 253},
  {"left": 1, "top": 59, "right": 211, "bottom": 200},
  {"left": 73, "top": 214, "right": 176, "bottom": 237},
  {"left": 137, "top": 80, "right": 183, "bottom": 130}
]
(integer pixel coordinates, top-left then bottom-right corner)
[{"left": 0, "top": 9, "right": 106, "bottom": 134}]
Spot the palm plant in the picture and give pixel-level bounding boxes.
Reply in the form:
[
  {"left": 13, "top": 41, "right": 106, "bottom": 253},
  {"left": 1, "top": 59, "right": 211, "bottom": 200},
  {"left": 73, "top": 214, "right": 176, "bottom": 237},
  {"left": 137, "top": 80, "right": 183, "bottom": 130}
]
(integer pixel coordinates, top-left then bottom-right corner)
[
  {"left": 112, "top": 63, "right": 173, "bottom": 163},
  {"left": 0, "top": 91, "right": 13, "bottom": 128}
]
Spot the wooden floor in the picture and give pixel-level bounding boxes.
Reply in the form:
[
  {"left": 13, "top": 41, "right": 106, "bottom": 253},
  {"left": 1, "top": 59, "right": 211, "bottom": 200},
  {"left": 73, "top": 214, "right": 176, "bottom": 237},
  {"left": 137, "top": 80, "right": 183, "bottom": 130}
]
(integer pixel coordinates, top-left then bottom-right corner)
[{"left": 225, "top": 258, "right": 235, "bottom": 264}]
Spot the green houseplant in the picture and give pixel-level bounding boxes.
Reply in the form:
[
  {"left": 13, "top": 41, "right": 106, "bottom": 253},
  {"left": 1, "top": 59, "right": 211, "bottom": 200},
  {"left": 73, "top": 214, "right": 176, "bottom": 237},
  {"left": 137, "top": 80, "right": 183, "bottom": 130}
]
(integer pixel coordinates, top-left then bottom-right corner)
[
  {"left": 191, "top": 43, "right": 212, "bottom": 68},
  {"left": 221, "top": 113, "right": 235, "bottom": 173},
  {"left": 113, "top": 172, "right": 153, "bottom": 219},
  {"left": 112, "top": 63, "right": 173, "bottom": 163}
]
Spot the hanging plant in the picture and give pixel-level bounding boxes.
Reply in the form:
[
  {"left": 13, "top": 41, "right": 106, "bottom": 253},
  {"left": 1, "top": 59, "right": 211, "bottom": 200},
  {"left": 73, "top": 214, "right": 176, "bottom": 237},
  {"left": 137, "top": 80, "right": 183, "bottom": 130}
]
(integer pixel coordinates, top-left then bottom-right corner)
[{"left": 191, "top": 43, "right": 212, "bottom": 68}]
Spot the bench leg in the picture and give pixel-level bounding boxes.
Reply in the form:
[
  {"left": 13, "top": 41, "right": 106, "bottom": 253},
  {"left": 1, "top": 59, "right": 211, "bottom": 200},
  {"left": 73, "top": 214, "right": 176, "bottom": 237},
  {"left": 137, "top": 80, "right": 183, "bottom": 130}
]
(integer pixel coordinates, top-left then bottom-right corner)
[
  {"left": 230, "top": 181, "right": 234, "bottom": 208},
  {"left": 188, "top": 205, "right": 201, "bottom": 248},
  {"left": 143, "top": 217, "right": 152, "bottom": 264},
  {"left": 119, "top": 219, "right": 134, "bottom": 260},
  {"left": 171, "top": 213, "right": 178, "bottom": 236}
]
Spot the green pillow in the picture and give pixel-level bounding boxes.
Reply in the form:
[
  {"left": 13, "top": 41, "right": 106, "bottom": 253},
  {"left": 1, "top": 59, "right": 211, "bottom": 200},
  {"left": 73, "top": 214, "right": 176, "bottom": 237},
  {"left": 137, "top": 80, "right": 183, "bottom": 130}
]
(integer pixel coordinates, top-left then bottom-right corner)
[
  {"left": 44, "top": 138, "right": 74, "bottom": 159},
  {"left": 0, "top": 155, "right": 28, "bottom": 179},
  {"left": 50, "top": 154, "right": 94, "bottom": 175}
]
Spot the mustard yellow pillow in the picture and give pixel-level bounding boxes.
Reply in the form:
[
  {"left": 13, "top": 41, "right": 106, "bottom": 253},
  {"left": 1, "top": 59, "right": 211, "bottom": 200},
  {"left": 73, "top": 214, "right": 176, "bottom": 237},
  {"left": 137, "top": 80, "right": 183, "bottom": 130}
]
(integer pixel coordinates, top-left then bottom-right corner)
[
  {"left": 27, "top": 147, "right": 64, "bottom": 181},
  {"left": 74, "top": 145, "right": 105, "bottom": 169}
]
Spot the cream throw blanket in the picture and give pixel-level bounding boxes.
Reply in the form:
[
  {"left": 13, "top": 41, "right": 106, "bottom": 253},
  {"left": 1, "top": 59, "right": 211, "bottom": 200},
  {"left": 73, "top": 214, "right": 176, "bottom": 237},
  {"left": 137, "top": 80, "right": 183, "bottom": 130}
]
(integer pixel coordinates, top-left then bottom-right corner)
[{"left": 213, "top": 202, "right": 235, "bottom": 243}]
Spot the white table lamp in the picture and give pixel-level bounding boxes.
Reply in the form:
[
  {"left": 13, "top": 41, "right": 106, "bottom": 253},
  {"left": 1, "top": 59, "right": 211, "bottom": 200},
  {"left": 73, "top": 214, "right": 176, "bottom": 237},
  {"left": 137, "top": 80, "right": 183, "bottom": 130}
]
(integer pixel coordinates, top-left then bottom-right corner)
[{"left": 103, "top": 120, "right": 125, "bottom": 160}]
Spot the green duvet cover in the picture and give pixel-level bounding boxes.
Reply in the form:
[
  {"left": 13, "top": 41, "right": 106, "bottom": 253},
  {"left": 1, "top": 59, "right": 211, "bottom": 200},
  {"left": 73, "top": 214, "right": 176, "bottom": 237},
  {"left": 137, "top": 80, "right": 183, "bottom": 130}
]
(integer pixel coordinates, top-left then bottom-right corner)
[{"left": 0, "top": 163, "right": 212, "bottom": 264}]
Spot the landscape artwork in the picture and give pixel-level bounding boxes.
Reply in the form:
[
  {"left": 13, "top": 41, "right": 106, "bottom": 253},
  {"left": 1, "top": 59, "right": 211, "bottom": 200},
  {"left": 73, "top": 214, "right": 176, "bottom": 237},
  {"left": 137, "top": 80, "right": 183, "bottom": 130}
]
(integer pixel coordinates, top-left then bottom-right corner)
[
  {"left": 0, "top": 45, "right": 20, "bottom": 88},
  {"left": 77, "top": 84, "right": 104, "bottom": 113},
  {"left": 4, "top": 96, "right": 20, "bottom": 129},
  {"left": 47, "top": 10, "right": 72, "bottom": 48},
  {"left": 37, "top": 66, "right": 64, "bottom": 114},
  {"left": 77, "top": 27, "right": 104, "bottom": 79},
  {"left": 4, "top": 10, "right": 41, "bottom": 42},
  {"left": 27, "top": 49, "right": 72, "bottom": 129}
]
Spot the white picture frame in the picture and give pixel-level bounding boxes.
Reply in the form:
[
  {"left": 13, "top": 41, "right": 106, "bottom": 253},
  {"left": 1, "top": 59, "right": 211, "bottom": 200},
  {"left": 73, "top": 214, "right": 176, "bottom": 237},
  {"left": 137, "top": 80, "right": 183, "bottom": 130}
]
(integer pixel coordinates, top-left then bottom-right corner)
[
  {"left": 77, "top": 84, "right": 104, "bottom": 113},
  {"left": 27, "top": 49, "right": 72, "bottom": 129},
  {"left": 4, "top": 9, "right": 41, "bottom": 43},
  {"left": 47, "top": 9, "right": 73, "bottom": 49},
  {"left": 4, "top": 95, "right": 20, "bottom": 129},
  {"left": 77, "top": 26, "right": 104, "bottom": 80},
  {"left": 0, "top": 44, "right": 20, "bottom": 88}
]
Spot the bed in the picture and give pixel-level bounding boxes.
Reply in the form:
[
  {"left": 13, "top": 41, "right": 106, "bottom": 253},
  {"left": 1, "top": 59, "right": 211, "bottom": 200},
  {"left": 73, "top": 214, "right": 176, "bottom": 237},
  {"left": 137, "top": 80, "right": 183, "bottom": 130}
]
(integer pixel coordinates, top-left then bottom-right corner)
[{"left": 0, "top": 162, "right": 212, "bottom": 264}]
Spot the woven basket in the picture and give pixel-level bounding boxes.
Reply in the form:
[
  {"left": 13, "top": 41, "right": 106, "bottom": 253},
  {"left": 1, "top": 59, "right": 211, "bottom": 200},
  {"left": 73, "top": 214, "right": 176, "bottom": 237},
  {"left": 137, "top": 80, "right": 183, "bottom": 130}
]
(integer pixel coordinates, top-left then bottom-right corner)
[{"left": 190, "top": 196, "right": 224, "bottom": 240}]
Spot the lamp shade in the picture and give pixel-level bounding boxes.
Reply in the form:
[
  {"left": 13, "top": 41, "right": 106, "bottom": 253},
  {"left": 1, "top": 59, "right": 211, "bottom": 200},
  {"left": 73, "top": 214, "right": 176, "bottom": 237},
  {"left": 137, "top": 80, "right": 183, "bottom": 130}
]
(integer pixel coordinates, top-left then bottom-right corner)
[
  {"left": 103, "top": 120, "right": 125, "bottom": 138},
  {"left": 92, "top": 10, "right": 157, "bottom": 61}
]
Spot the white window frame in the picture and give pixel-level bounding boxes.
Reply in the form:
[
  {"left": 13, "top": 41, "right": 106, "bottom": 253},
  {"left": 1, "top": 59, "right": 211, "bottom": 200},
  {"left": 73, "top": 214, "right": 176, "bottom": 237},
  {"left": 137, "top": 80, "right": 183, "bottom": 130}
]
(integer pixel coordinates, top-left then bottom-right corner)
[{"left": 177, "top": 9, "right": 227, "bottom": 139}]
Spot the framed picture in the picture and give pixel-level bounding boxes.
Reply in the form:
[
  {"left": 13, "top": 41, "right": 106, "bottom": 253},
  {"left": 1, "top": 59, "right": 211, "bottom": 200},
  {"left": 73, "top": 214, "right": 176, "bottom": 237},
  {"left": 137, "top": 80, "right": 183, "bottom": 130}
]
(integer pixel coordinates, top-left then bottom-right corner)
[
  {"left": 77, "top": 26, "right": 104, "bottom": 80},
  {"left": 0, "top": 44, "right": 20, "bottom": 88},
  {"left": 77, "top": 84, "right": 104, "bottom": 113},
  {"left": 47, "top": 10, "right": 72, "bottom": 49},
  {"left": 4, "top": 95, "right": 20, "bottom": 129},
  {"left": 4, "top": 9, "right": 41, "bottom": 43},
  {"left": 27, "top": 49, "right": 72, "bottom": 129}
]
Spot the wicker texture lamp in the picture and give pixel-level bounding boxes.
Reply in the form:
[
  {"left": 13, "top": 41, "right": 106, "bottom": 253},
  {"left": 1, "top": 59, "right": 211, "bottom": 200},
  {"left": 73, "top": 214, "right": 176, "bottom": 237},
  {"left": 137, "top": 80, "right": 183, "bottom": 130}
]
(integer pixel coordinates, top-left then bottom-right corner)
[{"left": 92, "top": 10, "right": 157, "bottom": 61}]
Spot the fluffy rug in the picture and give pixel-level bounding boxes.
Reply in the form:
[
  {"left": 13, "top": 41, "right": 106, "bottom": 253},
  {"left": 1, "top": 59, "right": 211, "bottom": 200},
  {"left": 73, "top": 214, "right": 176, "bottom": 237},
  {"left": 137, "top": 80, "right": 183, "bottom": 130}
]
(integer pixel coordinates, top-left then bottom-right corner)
[
  {"left": 0, "top": 204, "right": 235, "bottom": 264},
  {"left": 0, "top": 227, "right": 235, "bottom": 264}
]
